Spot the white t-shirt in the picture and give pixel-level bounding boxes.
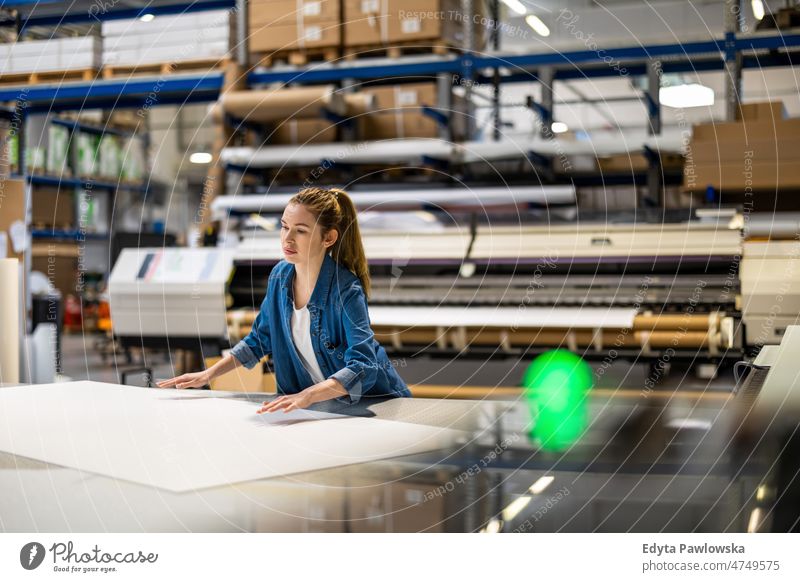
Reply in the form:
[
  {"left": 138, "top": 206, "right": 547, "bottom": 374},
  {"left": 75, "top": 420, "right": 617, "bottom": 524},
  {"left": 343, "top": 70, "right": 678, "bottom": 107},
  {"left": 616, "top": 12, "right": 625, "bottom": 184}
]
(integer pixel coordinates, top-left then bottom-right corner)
[{"left": 291, "top": 302, "right": 326, "bottom": 384}]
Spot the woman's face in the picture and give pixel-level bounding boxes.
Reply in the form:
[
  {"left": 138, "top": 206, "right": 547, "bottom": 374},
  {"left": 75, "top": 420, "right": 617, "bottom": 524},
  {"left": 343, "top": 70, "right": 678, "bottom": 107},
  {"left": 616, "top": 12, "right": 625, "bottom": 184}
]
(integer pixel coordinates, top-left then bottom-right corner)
[{"left": 280, "top": 202, "right": 337, "bottom": 264}]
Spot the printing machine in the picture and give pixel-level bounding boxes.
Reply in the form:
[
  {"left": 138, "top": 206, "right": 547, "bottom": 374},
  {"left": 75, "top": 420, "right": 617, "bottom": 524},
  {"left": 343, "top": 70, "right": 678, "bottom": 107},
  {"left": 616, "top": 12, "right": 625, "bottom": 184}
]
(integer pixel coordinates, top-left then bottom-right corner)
[
  {"left": 226, "top": 206, "right": 746, "bottom": 379},
  {"left": 108, "top": 247, "right": 234, "bottom": 380},
  {"left": 106, "top": 186, "right": 800, "bottom": 387}
]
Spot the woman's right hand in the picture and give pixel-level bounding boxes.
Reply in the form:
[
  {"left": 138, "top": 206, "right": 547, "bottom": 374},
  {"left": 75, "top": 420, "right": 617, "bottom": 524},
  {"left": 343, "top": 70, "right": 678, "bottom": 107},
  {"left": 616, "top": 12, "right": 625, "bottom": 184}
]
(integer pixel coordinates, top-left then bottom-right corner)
[{"left": 156, "top": 371, "right": 211, "bottom": 389}]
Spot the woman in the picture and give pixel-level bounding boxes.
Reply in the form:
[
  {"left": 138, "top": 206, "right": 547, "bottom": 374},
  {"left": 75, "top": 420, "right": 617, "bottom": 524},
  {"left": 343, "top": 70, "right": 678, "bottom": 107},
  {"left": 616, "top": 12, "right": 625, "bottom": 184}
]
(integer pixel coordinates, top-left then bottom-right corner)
[{"left": 157, "top": 187, "right": 411, "bottom": 413}]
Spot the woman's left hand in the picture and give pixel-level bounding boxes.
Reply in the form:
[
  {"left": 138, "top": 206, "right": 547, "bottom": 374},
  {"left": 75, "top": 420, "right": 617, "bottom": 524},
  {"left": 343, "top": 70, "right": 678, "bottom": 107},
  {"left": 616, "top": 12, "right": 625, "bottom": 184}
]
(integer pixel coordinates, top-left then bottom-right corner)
[{"left": 257, "top": 391, "right": 314, "bottom": 414}]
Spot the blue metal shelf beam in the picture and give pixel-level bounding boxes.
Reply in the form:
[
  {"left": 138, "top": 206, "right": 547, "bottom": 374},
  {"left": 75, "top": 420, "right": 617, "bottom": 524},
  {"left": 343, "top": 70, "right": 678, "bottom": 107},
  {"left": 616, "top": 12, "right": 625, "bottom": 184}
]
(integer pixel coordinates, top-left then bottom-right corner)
[
  {"left": 4, "top": 0, "right": 236, "bottom": 31},
  {"left": 31, "top": 230, "right": 109, "bottom": 241},
  {"left": 21, "top": 174, "right": 147, "bottom": 193},
  {"left": 0, "top": 73, "right": 224, "bottom": 111},
  {"left": 51, "top": 118, "right": 138, "bottom": 138},
  {"left": 248, "top": 33, "right": 800, "bottom": 86}
]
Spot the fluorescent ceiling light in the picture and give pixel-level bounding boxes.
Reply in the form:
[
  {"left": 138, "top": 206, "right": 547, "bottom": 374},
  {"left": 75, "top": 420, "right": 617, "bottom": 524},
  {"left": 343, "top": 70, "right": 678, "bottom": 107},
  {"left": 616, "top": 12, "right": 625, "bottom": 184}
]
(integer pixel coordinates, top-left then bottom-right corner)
[
  {"left": 529, "top": 475, "right": 555, "bottom": 495},
  {"left": 139, "top": 13, "right": 155, "bottom": 22},
  {"left": 501, "top": 0, "right": 527, "bottom": 16},
  {"left": 751, "top": 0, "right": 765, "bottom": 20},
  {"left": 190, "top": 152, "right": 213, "bottom": 164},
  {"left": 659, "top": 83, "right": 715, "bottom": 108},
  {"left": 525, "top": 14, "right": 550, "bottom": 37},
  {"left": 551, "top": 121, "right": 568, "bottom": 134}
]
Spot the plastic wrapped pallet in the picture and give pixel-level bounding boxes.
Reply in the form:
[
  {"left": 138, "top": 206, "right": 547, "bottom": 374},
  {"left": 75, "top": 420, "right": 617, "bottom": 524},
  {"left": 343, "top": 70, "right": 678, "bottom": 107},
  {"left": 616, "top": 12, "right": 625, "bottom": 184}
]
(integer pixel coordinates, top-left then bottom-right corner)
[
  {"left": 46, "top": 124, "right": 71, "bottom": 176},
  {"left": 101, "top": 9, "right": 233, "bottom": 66},
  {"left": 2, "top": 37, "right": 101, "bottom": 74},
  {"left": 120, "top": 137, "right": 145, "bottom": 182},
  {"left": 75, "top": 133, "right": 100, "bottom": 177},
  {"left": 98, "top": 135, "right": 121, "bottom": 179}
]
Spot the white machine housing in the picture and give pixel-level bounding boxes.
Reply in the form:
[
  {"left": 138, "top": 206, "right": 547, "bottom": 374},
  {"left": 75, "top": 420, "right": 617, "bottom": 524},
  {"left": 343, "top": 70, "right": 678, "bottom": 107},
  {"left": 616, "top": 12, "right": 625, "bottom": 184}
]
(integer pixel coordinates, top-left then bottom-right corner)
[{"left": 109, "top": 248, "right": 233, "bottom": 338}]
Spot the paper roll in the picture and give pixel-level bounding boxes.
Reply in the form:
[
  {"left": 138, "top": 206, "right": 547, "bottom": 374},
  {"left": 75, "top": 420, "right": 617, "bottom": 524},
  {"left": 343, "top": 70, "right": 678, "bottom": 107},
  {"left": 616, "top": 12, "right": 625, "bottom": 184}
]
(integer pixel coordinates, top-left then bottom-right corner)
[
  {"left": 220, "top": 86, "right": 346, "bottom": 122},
  {"left": 0, "top": 258, "right": 20, "bottom": 384}
]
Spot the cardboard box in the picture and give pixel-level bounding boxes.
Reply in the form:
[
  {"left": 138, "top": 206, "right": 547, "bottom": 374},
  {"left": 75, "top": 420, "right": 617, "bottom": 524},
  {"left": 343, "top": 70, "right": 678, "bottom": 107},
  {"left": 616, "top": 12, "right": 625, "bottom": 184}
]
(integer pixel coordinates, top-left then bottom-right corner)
[
  {"left": 205, "top": 355, "right": 277, "bottom": 393},
  {"left": 248, "top": 0, "right": 341, "bottom": 52},
  {"left": 687, "top": 137, "right": 800, "bottom": 165},
  {"left": 0, "top": 178, "right": 26, "bottom": 262},
  {"left": 366, "top": 82, "right": 438, "bottom": 112},
  {"left": 249, "top": 21, "right": 341, "bottom": 52},
  {"left": 597, "top": 152, "right": 684, "bottom": 173},
  {"left": 691, "top": 118, "right": 800, "bottom": 142},
  {"left": 31, "top": 187, "right": 75, "bottom": 228},
  {"left": 684, "top": 160, "right": 800, "bottom": 192},
  {"left": 360, "top": 111, "right": 440, "bottom": 139},
  {"left": 249, "top": 0, "right": 340, "bottom": 27},
  {"left": 736, "top": 101, "right": 786, "bottom": 122},
  {"left": 344, "top": 0, "right": 485, "bottom": 48},
  {"left": 31, "top": 242, "right": 80, "bottom": 298},
  {"left": 272, "top": 118, "right": 337, "bottom": 144}
]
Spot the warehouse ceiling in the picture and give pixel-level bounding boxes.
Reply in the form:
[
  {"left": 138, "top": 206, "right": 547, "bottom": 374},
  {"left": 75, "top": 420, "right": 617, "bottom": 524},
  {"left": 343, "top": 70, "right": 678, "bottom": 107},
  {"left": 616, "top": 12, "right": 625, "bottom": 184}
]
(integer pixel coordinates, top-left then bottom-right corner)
[{"left": 481, "top": 0, "right": 799, "bottom": 135}]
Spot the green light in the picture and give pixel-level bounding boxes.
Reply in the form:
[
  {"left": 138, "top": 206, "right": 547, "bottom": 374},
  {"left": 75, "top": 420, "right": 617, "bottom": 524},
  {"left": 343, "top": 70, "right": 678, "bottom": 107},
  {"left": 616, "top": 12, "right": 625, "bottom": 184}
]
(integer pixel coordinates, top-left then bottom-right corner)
[{"left": 522, "top": 349, "right": 593, "bottom": 452}]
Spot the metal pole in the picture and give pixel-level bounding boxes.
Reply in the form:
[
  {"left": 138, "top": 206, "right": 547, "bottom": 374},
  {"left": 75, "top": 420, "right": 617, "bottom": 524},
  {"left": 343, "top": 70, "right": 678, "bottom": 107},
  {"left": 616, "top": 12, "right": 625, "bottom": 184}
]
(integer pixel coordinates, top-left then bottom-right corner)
[
  {"left": 461, "top": 0, "right": 476, "bottom": 140},
  {"left": 724, "top": 0, "right": 743, "bottom": 121},
  {"left": 539, "top": 66, "right": 554, "bottom": 139},
  {"left": 235, "top": 0, "right": 248, "bottom": 68},
  {"left": 647, "top": 60, "right": 662, "bottom": 207},
  {"left": 491, "top": 0, "right": 501, "bottom": 141}
]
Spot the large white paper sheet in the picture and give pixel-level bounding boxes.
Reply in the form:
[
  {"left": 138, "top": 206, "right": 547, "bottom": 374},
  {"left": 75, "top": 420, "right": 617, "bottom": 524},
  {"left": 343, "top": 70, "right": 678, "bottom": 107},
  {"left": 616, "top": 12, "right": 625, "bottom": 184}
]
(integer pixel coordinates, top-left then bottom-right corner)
[{"left": 0, "top": 382, "right": 462, "bottom": 492}]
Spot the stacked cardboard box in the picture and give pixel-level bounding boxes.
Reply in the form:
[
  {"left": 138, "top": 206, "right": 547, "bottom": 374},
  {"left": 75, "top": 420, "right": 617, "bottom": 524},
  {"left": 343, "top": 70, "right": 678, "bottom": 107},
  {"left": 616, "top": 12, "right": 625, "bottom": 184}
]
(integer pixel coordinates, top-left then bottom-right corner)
[
  {"left": 102, "top": 10, "right": 232, "bottom": 66},
  {"left": 684, "top": 101, "right": 800, "bottom": 191},
  {"left": 31, "top": 242, "right": 80, "bottom": 299},
  {"left": 735, "top": 101, "right": 786, "bottom": 122},
  {"left": 597, "top": 152, "right": 684, "bottom": 173},
  {"left": 31, "top": 187, "right": 75, "bottom": 229},
  {"left": 344, "top": 0, "right": 485, "bottom": 50},
  {"left": 205, "top": 355, "right": 277, "bottom": 392},
  {"left": 249, "top": 0, "right": 341, "bottom": 53},
  {"left": 359, "top": 82, "right": 441, "bottom": 139},
  {"left": 271, "top": 119, "right": 338, "bottom": 144}
]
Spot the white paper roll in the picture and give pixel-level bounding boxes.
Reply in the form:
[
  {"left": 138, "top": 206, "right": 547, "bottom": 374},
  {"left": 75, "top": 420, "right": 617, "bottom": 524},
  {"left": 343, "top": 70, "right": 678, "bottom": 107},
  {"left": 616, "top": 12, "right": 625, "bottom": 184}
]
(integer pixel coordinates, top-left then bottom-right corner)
[{"left": 0, "top": 258, "right": 20, "bottom": 384}]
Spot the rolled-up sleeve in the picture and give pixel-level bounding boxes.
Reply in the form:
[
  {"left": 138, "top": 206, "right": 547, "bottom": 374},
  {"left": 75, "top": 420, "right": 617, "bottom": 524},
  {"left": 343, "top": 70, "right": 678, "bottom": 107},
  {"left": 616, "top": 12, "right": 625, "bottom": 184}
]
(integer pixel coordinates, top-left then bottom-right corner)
[
  {"left": 230, "top": 293, "right": 272, "bottom": 369},
  {"left": 327, "top": 282, "right": 379, "bottom": 404}
]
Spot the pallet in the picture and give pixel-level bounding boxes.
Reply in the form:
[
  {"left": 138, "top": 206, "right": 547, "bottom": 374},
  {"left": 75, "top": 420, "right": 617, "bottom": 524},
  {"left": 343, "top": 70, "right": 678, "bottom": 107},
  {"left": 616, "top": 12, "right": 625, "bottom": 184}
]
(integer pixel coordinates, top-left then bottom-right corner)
[
  {"left": 0, "top": 68, "right": 98, "bottom": 87},
  {"left": 101, "top": 57, "right": 231, "bottom": 79},
  {"left": 342, "top": 42, "right": 455, "bottom": 61},
  {"left": 252, "top": 47, "right": 340, "bottom": 68}
]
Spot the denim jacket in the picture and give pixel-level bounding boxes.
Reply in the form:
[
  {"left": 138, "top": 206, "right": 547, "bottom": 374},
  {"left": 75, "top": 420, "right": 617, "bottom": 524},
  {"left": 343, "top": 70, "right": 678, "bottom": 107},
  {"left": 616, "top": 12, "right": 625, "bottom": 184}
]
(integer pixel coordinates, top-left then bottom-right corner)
[{"left": 230, "top": 253, "right": 411, "bottom": 403}]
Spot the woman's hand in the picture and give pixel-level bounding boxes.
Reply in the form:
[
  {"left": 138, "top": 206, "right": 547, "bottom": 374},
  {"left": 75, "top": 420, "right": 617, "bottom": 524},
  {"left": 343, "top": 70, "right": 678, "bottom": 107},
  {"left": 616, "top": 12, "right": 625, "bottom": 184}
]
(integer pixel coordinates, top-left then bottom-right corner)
[
  {"left": 156, "top": 371, "right": 211, "bottom": 389},
  {"left": 257, "top": 391, "right": 314, "bottom": 414}
]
